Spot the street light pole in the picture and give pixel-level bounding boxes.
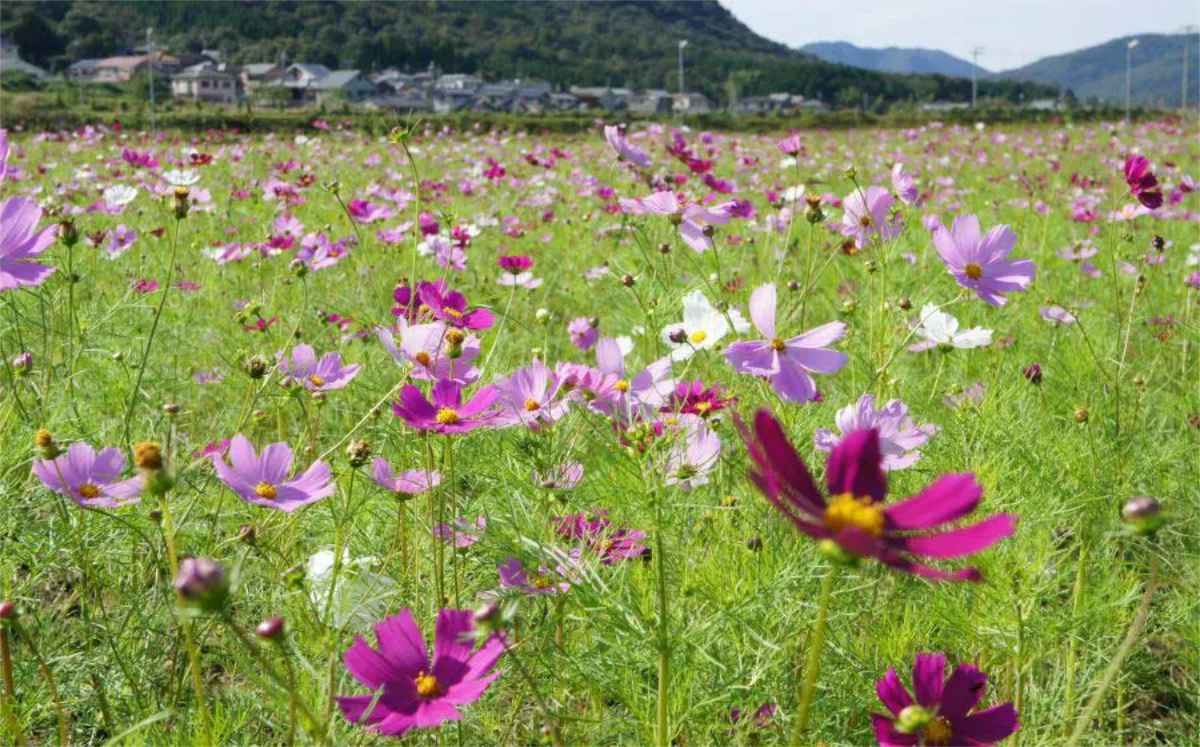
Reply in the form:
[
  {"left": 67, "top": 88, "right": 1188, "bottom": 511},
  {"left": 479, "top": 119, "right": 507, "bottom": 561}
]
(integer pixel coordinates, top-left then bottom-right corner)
[
  {"left": 970, "top": 46, "right": 984, "bottom": 108},
  {"left": 1125, "top": 39, "right": 1138, "bottom": 123},
  {"left": 147, "top": 27, "right": 157, "bottom": 132},
  {"left": 678, "top": 40, "right": 688, "bottom": 94},
  {"left": 1182, "top": 26, "right": 1199, "bottom": 112}
]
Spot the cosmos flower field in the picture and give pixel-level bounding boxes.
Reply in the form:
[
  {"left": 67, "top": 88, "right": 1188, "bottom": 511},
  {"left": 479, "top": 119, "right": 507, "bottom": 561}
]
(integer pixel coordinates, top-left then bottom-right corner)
[{"left": 0, "top": 115, "right": 1196, "bottom": 745}]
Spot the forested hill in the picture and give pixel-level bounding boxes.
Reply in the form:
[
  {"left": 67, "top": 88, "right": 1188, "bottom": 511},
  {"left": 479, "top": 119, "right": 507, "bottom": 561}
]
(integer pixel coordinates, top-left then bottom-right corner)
[{"left": 1, "top": 0, "right": 1058, "bottom": 106}]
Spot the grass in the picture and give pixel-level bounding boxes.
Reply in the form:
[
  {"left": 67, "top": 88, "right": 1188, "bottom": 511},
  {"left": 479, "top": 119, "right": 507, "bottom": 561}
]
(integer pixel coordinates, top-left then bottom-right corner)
[{"left": 0, "top": 115, "right": 1196, "bottom": 746}]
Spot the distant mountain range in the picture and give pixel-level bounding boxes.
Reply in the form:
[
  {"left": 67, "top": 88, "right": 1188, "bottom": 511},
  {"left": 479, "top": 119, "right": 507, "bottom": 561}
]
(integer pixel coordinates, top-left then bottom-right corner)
[
  {"left": 801, "top": 41, "right": 986, "bottom": 79},
  {"left": 997, "top": 33, "right": 1197, "bottom": 108},
  {"left": 802, "top": 33, "right": 1198, "bottom": 107}
]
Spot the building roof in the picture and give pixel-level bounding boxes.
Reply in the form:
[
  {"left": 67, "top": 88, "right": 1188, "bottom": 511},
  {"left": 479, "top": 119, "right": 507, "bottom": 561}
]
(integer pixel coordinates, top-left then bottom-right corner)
[
  {"left": 242, "top": 63, "right": 279, "bottom": 76},
  {"left": 95, "top": 55, "right": 151, "bottom": 71},
  {"left": 308, "top": 69, "right": 366, "bottom": 90},
  {"left": 287, "top": 63, "right": 331, "bottom": 78}
]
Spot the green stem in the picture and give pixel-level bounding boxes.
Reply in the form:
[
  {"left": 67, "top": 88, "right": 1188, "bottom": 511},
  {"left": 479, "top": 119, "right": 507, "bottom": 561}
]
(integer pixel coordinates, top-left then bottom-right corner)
[
  {"left": 654, "top": 489, "right": 670, "bottom": 747},
  {"left": 0, "top": 621, "right": 24, "bottom": 746},
  {"left": 1063, "top": 557, "right": 1158, "bottom": 747},
  {"left": 160, "top": 492, "right": 212, "bottom": 745},
  {"left": 1061, "top": 542, "right": 1087, "bottom": 733},
  {"left": 791, "top": 567, "right": 836, "bottom": 745},
  {"left": 10, "top": 619, "right": 69, "bottom": 746}
]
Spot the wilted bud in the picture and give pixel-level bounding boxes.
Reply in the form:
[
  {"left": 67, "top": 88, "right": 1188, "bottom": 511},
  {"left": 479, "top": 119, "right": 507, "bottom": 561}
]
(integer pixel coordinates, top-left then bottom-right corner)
[
  {"left": 255, "top": 616, "right": 285, "bottom": 640},
  {"left": 134, "top": 441, "right": 164, "bottom": 471},
  {"left": 346, "top": 439, "right": 372, "bottom": 468},
  {"left": 895, "top": 705, "right": 934, "bottom": 735},
  {"left": 235, "top": 524, "right": 256, "bottom": 545},
  {"left": 34, "top": 428, "right": 60, "bottom": 459},
  {"left": 621, "top": 273, "right": 636, "bottom": 287},
  {"left": 805, "top": 204, "right": 825, "bottom": 224},
  {"left": 174, "top": 557, "right": 228, "bottom": 611},
  {"left": 787, "top": 280, "right": 800, "bottom": 291},
  {"left": 1122, "top": 496, "right": 1164, "bottom": 536},
  {"left": 12, "top": 351, "right": 32, "bottom": 376},
  {"left": 1073, "top": 407, "right": 1088, "bottom": 423},
  {"left": 58, "top": 217, "right": 79, "bottom": 247},
  {"left": 245, "top": 354, "right": 270, "bottom": 380},
  {"left": 1022, "top": 363, "right": 1043, "bottom": 385},
  {"left": 1151, "top": 235, "right": 1165, "bottom": 251},
  {"left": 289, "top": 258, "right": 309, "bottom": 278},
  {"left": 445, "top": 328, "right": 466, "bottom": 346},
  {"left": 172, "top": 186, "right": 191, "bottom": 220}
]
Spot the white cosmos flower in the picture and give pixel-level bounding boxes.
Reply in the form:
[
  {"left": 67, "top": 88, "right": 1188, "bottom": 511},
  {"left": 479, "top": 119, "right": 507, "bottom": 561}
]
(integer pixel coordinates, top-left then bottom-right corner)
[
  {"left": 909, "top": 303, "right": 992, "bottom": 351},
  {"left": 781, "top": 185, "right": 806, "bottom": 204},
  {"left": 306, "top": 549, "right": 397, "bottom": 631},
  {"left": 103, "top": 184, "right": 138, "bottom": 206},
  {"left": 162, "top": 169, "right": 200, "bottom": 187},
  {"left": 662, "top": 289, "right": 750, "bottom": 361}
]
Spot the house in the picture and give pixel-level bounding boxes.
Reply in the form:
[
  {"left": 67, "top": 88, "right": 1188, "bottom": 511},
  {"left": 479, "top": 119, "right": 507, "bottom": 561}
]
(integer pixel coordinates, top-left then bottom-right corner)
[
  {"left": 433, "top": 88, "right": 477, "bottom": 113},
  {"left": 570, "top": 86, "right": 633, "bottom": 111},
  {"left": 547, "top": 92, "right": 581, "bottom": 111},
  {"left": 434, "top": 73, "right": 483, "bottom": 92},
  {"left": 89, "top": 53, "right": 182, "bottom": 83},
  {"left": 628, "top": 90, "right": 673, "bottom": 115},
  {"left": 673, "top": 92, "right": 713, "bottom": 114},
  {"left": 240, "top": 63, "right": 283, "bottom": 91},
  {"left": 363, "top": 91, "right": 431, "bottom": 113},
  {"left": 283, "top": 63, "right": 332, "bottom": 89},
  {"left": 308, "top": 70, "right": 377, "bottom": 104},
  {"left": 919, "top": 101, "right": 969, "bottom": 112},
  {"left": 0, "top": 37, "right": 49, "bottom": 80},
  {"left": 171, "top": 62, "right": 239, "bottom": 104},
  {"left": 67, "top": 59, "right": 102, "bottom": 81},
  {"left": 1026, "top": 98, "right": 1063, "bottom": 111}
]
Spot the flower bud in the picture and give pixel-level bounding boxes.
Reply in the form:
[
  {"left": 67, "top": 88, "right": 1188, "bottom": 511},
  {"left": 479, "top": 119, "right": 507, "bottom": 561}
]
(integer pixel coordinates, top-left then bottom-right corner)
[
  {"left": 621, "top": 273, "right": 636, "bottom": 287},
  {"left": 237, "top": 523, "right": 257, "bottom": 544},
  {"left": 172, "top": 186, "right": 191, "bottom": 220},
  {"left": 898, "top": 297, "right": 912, "bottom": 311},
  {"left": 162, "top": 402, "right": 181, "bottom": 416},
  {"left": 817, "top": 538, "right": 860, "bottom": 566},
  {"left": 255, "top": 616, "right": 285, "bottom": 640},
  {"left": 35, "top": 428, "right": 60, "bottom": 459},
  {"left": 0, "top": 600, "right": 14, "bottom": 620},
  {"left": 1074, "top": 407, "right": 1088, "bottom": 423},
  {"left": 1022, "top": 363, "right": 1042, "bottom": 385},
  {"left": 658, "top": 242, "right": 671, "bottom": 254},
  {"left": 535, "top": 308, "right": 550, "bottom": 323},
  {"left": 895, "top": 705, "right": 934, "bottom": 734},
  {"left": 174, "top": 557, "right": 228, "bottom": 612},
  {"left": 1122, "top": 496, "right": 1164, "bottom": 536},
  {"left": 842, "top": 165, "right": 857, "bottom": 181},
  {"left": 746, "top": 536, "right": 763, "bottom": 552},
  {"left": 668, "top": 329, "right": 688, "bottom": 344},
  {"left": 245, "top": 354, "right": 270, "bottom": 380},
  {"left": 12, "top": 351, "right": 32, "bottom": 375}
]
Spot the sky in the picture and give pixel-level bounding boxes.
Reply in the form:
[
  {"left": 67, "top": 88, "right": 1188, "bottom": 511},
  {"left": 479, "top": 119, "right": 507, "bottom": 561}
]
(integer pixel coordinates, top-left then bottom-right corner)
[{"left": 723, "top": 0, "right": 1199, "bottom": 71}]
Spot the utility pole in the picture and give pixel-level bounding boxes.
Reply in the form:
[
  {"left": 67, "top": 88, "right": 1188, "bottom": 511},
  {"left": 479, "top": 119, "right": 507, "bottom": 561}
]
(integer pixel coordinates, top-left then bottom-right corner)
[
  {"left": 1125, "top": 39, "right": 1138, "bottom": 123},
  {"left": 1182, "top": 26, "right": 1199, "bottom": 112},
  {"left": 147, "top": 27, "right": 157, "bottom": 132},
  {"left": 678, "top": 40, "right": 688, "bottom": 94},
  {"left": 970, "top": 46, "right": 984, "bottom": 108}
]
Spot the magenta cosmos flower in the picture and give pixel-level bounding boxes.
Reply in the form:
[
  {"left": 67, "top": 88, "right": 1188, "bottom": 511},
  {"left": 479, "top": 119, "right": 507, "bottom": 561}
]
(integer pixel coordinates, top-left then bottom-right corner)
[
  {"left": 418, "top": 281, "right": 495, "bottom": 330},
  {"left": 337, "top": 608, "right": 504, "bottom": 737},
  {"left": 837, "top": 186, "right": 901, "bottom": 248},
  {"left": 1, "top": 197, "right": 57, "bottom": 291},
  {"left": 738, "top": 411, "right": 1016, "bottom": 580},
  {"left": 933, "top": 216, "right": 1035, "bottom": 306},
  {"left": 277, "top": 344, "right": 361, "bottom": 392},
  {"left": 873, "top": 652, "right": 1019, "bottom": 746},
  {"left": 392, "top": 379, "right": 497, "bottom": 434},
  {"left": 1123, "top": 155, "right": 1163, "bottom": 210},
  {"left": 212, "top": 434, "right": 334, "bottom": 512},
  {"left": 33, "top": 442, "right": 143, "bottom": 508},
  {"left": 725, "top": 283, "right": 847, "bottom": 403},
  {"left": 555, "top": 509, "right": 647, "bottom": 563}
]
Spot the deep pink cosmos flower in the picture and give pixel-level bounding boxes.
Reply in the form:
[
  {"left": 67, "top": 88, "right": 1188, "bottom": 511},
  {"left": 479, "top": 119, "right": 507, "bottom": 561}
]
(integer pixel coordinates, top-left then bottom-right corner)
[
  {"left": 1, "top": 197, "right": 57, "bottom": 291},
  {"left": 33, "top": 442, "right": 144, "bottom": 508},
  {"left": 337, "top": 608, "right": 504, "bottom": 737},
  {"left": 932, "top": 215, "right": 1035, "bottom": 306},
  {"left": 418, "top": 211, "right": 440, "bottom": 236},
  {"left": 837, "top": 186, "right": 901, "bottom": 248},
  {"left": 814, "top": 394, "right": 938, "bottom": 472},
  {"left": 498, "top": 255, "right": 533, "bottom": 274},
  {"left": 1123, "top": 155, "right": 1163, "bottom": 210},
  {"left": 738, "top": 410, "right": 1017, "bottom": 581},
  {"left": 370, "top": 457, "right": 440, "bottom": 495},
  {"left": 277, "top": 344, "right": 361, "bottom": 392},
  {"left": 347, "top": 199, "right": 394, "bottom": 224},
  {"left": 212, "top": 434, "right": 334, "bottom": 512},
  {"left": 664, "top": 380, "right": 733, "bottom": 418},
  {"left": 555, "top": 509, "right": 647, "bottom": 563},
  {"left": 121, "top": 148, "right": 158, "bottom": 169},
  {"left": 725, "top": 284, "right": 847, "bottom": 403},
  {"left": 603, "top": 125, "right": 652, "bottom": 168},
  {"left": 392, "top": 379, "right": 497, "bottom": 434},
  {"left": 418, "top": 282, "right": 495, "bottom": 330},
  {"left": 872, "top": 652, "right": 1019, "bottom": 746}
]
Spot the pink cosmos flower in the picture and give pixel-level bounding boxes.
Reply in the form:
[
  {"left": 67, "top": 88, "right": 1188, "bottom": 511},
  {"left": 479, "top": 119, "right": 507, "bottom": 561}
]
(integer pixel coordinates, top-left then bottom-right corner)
[
  {"left": 212, "top": 434, "right": 334, "bottom": 513},
  {"left": 590, "top": 337, "right": 674, "bottom": 423},
  {"left": 1039, "top": 305, "right": 1076, "bottom": 326},
  {"left": 619, "top": 191, "right": 735, "bottom": 253},
  {"left": 0, "top": 197, "right": 57, "bottom": 290},
  {"left": 739, "top": 411, "right": 1017, "bottom": 581},
  {"left": 33, "top": 442, "right": 144, "bottom": 508},
  {"left": 497, "top": 554, "right": 578, "bottom": 595},
  {"left": 664, "top": 417, "right": 721, "bottom": 491},
  {"left": 535, "top": 462, "right": 584, "bottom": 490},
  {"left": 104, "top": 224, "right": 137, "bottom": 259},
  {"left": 378, "top": 321, "right": 480, "bottom": 384},
  {"left": 494, "top": 359, "right": 570, "bottom": 430},
  {"left": 370, "top": 457, "right": 441, "bottom": 495},
  {"left": 392, "top": 379, "right": 498, "bottom": 434},
  {"left": 725, "top": 283, "right": 847, "bottom": 403},
  {"left": 891, "top": 163, "right": 918, "bottom": 205},
  {"left": 277, "top": 344, "right": 361, "bottom": 392},
  {"left": 347, "top": 199, "right": 394, "bottom": 224},
  {"left": 433, "top": 517, "right": 486, "bottom": 548},
  {"left": 814, "top": 394, "right": 938, "bottom": 471},
  {"left": 337, "top": 609, "right": 504, "bottom": 737},
  {"left": 932, "top": 215, "right": 1035, "bottom": 306},
  {"left": 837, "top": 186, "right": 901, "bottom": 248},
  {"left": 873, "top": 653, "right": 1019, "bottom": 746},
  {"left": 418, "top": 282, "right": 495, "bottom": 330},
  {"left": 568, "top": 317, "right": 599, "bottom": 351},
  {"left": 603, "top": 125, "right": 651, "bottom": 168},
  {"left": 555, "top": 509, "right": 647, "bottom": 563}
]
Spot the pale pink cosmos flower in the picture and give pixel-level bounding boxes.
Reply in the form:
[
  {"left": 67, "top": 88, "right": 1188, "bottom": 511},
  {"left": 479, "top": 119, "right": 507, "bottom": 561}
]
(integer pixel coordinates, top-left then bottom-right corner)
[
  {"left": 932, "top": 215, "right": 1035, "bottom": 306},
  {"left": 892, "top": 163, "right": 918, "bottom": 205},
  {"left": 604, "top": 125, "right": 652, "bottom": 168},
  {"left": 664, "top": 416, "right": 721, "bottom": 491},
  {"left": 619, "top": 191, "right": 735, "bottom": 253},
  {"left": 813, "top": 394, "right": 939, "bottom": 471},
  {"left": 837, "top": 186, "right": 902, "bottom": 248},
  {"left": 370, "top": 458, "right": 440, "bottom": 495}
]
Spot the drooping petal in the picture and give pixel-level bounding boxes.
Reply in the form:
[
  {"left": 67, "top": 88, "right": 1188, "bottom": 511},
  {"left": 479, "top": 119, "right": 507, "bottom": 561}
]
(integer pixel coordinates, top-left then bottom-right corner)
[
  {"left": 750, "top": 409, "right": 825, "bottom": 514},
  {"left": 432, "top": 609, "right": 475, "bottom": 667}
]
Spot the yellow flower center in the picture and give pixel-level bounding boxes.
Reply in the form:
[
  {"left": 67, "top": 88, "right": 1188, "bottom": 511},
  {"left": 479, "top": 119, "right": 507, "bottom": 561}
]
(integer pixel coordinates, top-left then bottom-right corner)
[
  {"left": 255, "top": 482, "right": 278, "bottom": 500},
  {"left": 308, "top": 374, "right": 325, "bottom": 387},
  {"left": 689, "top": 330, "right": 707, "bottom": 344},
  {"left": 435, "top": 408, "right": 460, "bottom": 425},
  {"left": 78, "top": 482, "right": 101, "bottom": 499},
  {"left": 414, "top": 671, "right": 441, "bottom": 698},
  {"left": 770, "top": 337, "right": 786, "bottom": 351},
  {"left": 694, "top": 401, "right": 712, "bottom": 414},
  {"left": 859, "top": 215, "right": 872, "bottom": 227},
  {"left": 922, "top": 717, "right": 954, "bottom": 746},
  {"left": 964, "top": 262, "right": 983, "bottom": 280},
  {"left": 414, "top": 351, "right": 432, "bottom": 366},
  {"left": 524, "top": 398, "right": 541, "bottom": 412},
  {"left": 614, "top": 379, "right": 630, "bottom": 393},
  {"left": 824, "top": 493, "right": 885, "bottom": 537},
  {"left": 442, "top": 306, "right": 463, "bottom": 319},
  {"left": 531, "top": 573, "right": 554, "bottom": 589}
]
